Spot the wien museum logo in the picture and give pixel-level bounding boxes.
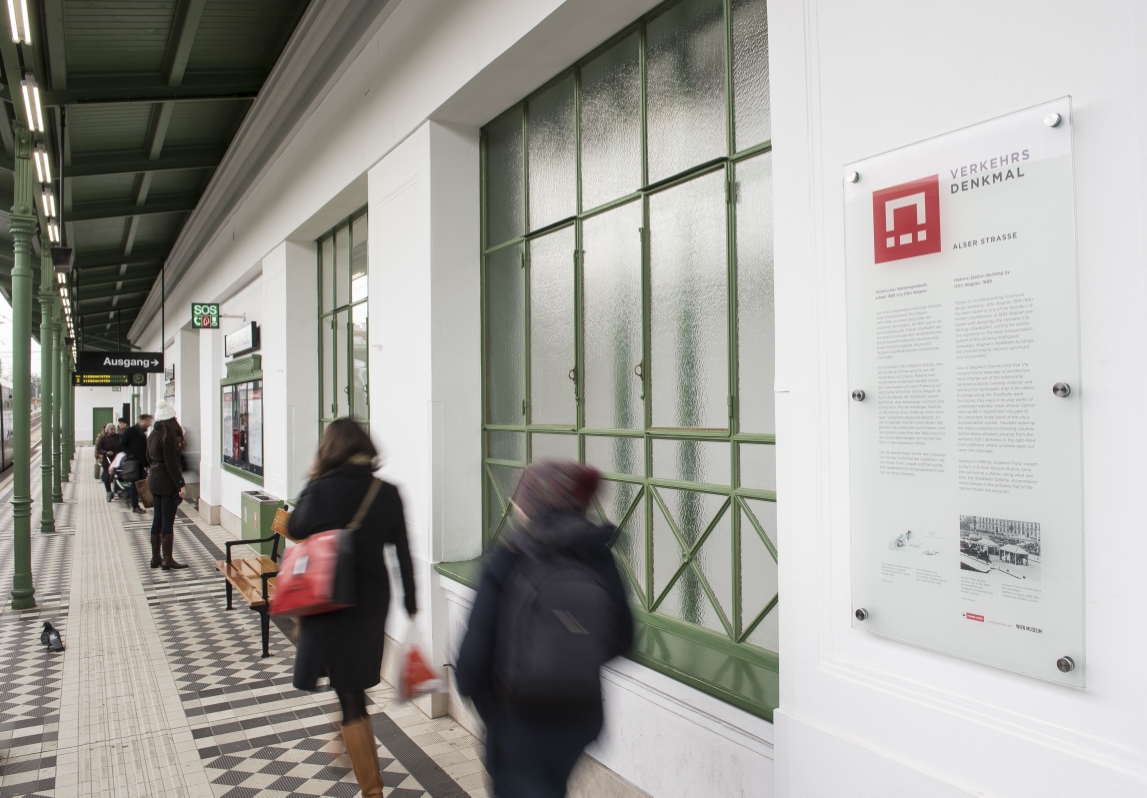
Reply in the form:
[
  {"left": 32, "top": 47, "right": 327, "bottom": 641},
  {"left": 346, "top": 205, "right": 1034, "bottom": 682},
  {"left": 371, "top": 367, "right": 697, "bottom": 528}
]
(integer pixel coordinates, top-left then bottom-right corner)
[{"left": 872, "top": 175, "right": 941, "bottom": 263}]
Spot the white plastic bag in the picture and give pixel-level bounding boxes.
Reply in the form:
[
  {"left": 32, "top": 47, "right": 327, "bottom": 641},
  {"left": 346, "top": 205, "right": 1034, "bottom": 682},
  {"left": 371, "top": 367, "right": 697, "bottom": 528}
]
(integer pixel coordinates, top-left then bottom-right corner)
[{"left": 397, "top": 622, "right": 444, "bottom": 701}]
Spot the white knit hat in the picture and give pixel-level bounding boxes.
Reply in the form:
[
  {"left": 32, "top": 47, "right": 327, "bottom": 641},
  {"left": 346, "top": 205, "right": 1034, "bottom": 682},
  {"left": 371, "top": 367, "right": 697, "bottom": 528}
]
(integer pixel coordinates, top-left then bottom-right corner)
[{"left": 153, "top": 399, "right": 176, "bottom": 422}]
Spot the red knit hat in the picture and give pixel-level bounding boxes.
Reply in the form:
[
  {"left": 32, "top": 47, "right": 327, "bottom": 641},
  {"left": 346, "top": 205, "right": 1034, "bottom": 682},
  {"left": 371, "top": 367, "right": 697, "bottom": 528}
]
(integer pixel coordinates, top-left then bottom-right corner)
[{"left": 514, "top": 460, "right": 601, "bottom": 519}]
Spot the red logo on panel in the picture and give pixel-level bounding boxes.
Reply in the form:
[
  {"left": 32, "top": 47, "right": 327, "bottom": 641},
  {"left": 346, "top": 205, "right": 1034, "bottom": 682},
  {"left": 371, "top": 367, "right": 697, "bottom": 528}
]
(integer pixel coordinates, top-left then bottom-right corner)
[
  {"left": 964, "top": 612, "right": 985, "bottom": 623},
  {"left": 872, "top": 176, "right": 941, "bottom": 263}
]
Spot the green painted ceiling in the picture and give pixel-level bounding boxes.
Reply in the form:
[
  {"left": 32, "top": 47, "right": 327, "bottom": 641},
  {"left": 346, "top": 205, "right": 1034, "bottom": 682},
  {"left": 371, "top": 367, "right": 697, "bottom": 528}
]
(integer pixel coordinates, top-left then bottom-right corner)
[{"left": 0, "top": 0, "right": 310, "bottom": 349}]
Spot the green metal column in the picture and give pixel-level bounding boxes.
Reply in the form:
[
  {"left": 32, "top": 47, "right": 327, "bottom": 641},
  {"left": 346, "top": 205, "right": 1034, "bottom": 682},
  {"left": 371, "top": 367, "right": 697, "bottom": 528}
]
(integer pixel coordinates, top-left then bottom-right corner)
[
  {"left": 51, "top": 299, "right": 62, "bottom": 503},
  {"left": 67, "top": 355, "right": 75, "bottom": 464},
  {"left": 9, "top": 126, "right": 35, "bottom": 610},
  {"left": 61, "top": 338, "right": 70, "bottom": 483},
  {"left": 38, "top": 238, "right": 54, "bottom": 534}
]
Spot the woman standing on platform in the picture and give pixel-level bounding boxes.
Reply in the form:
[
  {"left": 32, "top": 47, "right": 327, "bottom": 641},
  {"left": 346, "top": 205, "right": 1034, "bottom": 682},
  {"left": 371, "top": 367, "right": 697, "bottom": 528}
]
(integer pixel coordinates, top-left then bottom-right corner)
[
  {"left": 95, "top": 422, "right": 121, "bottom": 500},
  {"left": 146, "top": 400, "right": 188, "bottom": 571},
  {"left": 289, "top": 418, "right": 417, "bottom": 798}
]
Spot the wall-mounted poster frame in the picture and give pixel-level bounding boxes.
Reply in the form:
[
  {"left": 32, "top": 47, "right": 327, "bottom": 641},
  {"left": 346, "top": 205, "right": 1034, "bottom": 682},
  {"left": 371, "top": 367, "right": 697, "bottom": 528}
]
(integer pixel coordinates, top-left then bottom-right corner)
[
  {"left": 844, "top": 98, "right": 1085, "bottom": 687},
  {"left": 221, "top": 354, "right": 264, "bottom": 484}
]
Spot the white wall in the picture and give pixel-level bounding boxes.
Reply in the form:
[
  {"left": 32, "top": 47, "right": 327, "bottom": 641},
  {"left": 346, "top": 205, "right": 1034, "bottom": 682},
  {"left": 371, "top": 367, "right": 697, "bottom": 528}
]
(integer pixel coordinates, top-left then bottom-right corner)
[
  {"left": 73, "top": 386, "right": 127, "bottom": 443},
  {"left": 772, "top": 1, "right": 1147, "bottom": 796}
]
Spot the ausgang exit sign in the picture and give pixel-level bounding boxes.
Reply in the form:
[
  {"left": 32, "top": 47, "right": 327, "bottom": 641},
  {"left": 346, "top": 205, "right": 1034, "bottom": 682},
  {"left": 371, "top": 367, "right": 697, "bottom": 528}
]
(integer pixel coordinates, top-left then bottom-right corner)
[{"left": 192, "top": 303, "right": 220, "bottom": 329}]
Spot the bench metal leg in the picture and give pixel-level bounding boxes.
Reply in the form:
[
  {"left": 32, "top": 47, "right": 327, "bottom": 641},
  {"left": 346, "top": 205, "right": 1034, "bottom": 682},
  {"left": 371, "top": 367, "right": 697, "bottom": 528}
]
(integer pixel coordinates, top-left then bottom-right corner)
[
  {"left": 225, "top": 581, "right": 233, "bottom": 610},
  {"left": 259, "top": 607, "right": 270, "bottom": 658}
]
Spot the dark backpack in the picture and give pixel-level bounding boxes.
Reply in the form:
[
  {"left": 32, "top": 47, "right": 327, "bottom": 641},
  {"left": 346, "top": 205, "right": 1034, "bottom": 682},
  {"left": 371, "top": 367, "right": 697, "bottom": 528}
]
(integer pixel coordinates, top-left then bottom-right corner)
[{"left": 494, "top": 546, "right": 620, "bottom": 705}]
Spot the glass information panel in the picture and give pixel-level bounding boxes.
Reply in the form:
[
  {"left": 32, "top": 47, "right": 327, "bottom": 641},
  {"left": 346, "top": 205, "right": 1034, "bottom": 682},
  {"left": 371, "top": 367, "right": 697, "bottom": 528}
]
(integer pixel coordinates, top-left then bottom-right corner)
[
  {"left": 222, "top": 380, "right": 264, "bottom": 477},
  {"left": 844, "top": 98, "right": 1084, "bottom": 686}
]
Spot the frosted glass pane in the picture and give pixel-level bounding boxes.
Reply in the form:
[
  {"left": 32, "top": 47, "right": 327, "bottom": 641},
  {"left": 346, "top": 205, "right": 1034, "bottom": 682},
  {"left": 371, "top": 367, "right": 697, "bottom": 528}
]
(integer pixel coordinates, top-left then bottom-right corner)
[
  {"left": 732, "top": 0, "right": 770, "bottom": 151},
  {"left": 528, "top": 74, "right": 576, "bottom": 230},
  {"left": 488, "top": 464, "right": 523, "bottom": 542},
  {"left": 585, "top": 435, "right": 643, "bottom": 476},
  {"left": 335, "top": 309, "right": 349, "bottom": 418},
  {"left": 530, "top": 432, "right": 578, "bottom": 462},
  {"left": 351, "top": 303, "right": 368, "bottom": 423},
  {"left": 646, "top": 0, "right": 727, "bottom": 182},
  {"left": 611, "top": 490, "right": 646, "bottom": 602},
  {"left": 486, "top": 474, "right": 505, "bottom": 541},
  {"left": 745, "top": 497, "right": 777, "bottom": 548},
  {"left": 486, "top": 108, "right": 525, "bottom": 246},
  {"left": 695, "top": 507, "right": 733, "bottom": 620},
  {"left": 351, "top": 212, "right": 369, "bottom": 303},
  {"left": 659, "top": 564, "right": 726, "bottom": 634},
  {"left": 745, "top": 601, "right": 778, "bottom": 652},
  {"left": 487, "top": 430, "right": 525, "bottom": 462},
  {"left": 650, "top": 170, "right": 729, "bottom": 430},
  {"left": 489, "top": 464, "right": 524, "bottom": 510},
  {"left": 658, "top": 486, "right": 727, "bottom": 549},
  {"left": 335, "top": 225, "right": 350, "bottom": 309},
  {"left": 739, "top": 443, "right": 775, "bottom": 491},
  {"left": 529, "top": 227, "right": 576, "bottom": 424},
  {"left": 321, "top": 314, "right": 336, "bottom": 418},
  {"left": 596, "top": 479, "right": 642, "bottom": 527},
  {"left": 583, "top": 201, "right": 643, "bottom": 429},
  {"left": 652, "top": 497, "right": 685, "bottom": 601},
  {"left": 736, "top": 153, "right": 775, "bottom": 433},
  {"left": 580, "top": 32, "right": 641, "bottom": 210},
  {"left": 486, "top": 245, "right": 525, "bottom": 425},
  {"left": 321, "top": 236, "right": 335, "bottom": 313},
  {"left": 652, "top": 438, "right": 730, "bottom": 485},
  {"left": 740, "top": 506, "right": 777, "bottom": 631}
]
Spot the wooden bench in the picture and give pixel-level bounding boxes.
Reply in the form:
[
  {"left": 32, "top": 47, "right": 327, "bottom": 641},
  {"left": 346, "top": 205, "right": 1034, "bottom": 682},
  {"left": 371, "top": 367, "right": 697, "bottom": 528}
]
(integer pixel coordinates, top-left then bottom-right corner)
[{"left": 214, "top": 507, "right": 295, "bottom": 657}]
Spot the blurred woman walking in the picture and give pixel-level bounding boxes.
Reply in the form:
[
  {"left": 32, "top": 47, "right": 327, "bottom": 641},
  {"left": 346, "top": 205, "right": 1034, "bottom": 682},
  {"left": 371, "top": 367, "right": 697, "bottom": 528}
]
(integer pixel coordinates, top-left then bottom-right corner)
[
  {"left": 289, "top": 418, "right": 417, "bottom": 798},
  {"left": 146, "top": 400, "right": 188, "bottom": 570}
]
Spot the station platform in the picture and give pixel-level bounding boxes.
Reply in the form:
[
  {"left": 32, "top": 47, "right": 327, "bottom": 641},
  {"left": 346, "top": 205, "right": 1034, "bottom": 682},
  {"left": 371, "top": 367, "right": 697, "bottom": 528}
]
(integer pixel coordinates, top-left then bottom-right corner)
[{"left": 0, "top": 447, "right": 489, "bottom": 798}]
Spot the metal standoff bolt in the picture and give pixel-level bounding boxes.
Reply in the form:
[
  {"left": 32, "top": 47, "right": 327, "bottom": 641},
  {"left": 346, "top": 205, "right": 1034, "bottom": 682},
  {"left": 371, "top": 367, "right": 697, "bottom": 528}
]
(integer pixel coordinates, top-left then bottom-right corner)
[
  {"left": 846, "top": 170, "right": 860, "bottom": 183},
  {"left": 851, "top": 389, "right": 866, "bottom": 402},
  {"left": 854, "top": 608, "right": 869, "bottom": 621},
  {"left": 1056, "top": 656, "right": 1076, "bottom": 673},
  {"left": 1044, "top": 112, "right": 1062, "bottom": 128},
  {"left": 1052, "top": 382, "right": 1071, "bottom": 397}
]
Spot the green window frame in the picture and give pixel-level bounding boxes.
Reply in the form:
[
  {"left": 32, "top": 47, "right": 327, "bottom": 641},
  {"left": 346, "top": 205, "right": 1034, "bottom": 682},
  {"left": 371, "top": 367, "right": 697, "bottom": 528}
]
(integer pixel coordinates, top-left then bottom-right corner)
[
  {"left": 317, "top": 208, "right": 370, "bottom": 433},
  {"left": 476, "top": 0, "right": 777, "bottom": 719}
]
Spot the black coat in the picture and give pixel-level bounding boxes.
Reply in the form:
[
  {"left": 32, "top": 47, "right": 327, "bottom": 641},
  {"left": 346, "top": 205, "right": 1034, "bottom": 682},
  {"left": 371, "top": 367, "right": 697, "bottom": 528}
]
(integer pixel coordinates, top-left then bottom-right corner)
[
  {"left": 455, "top": 512, "right": 634, "bottom": 782},
  {"left": 146, "top": 430, "right": 185, "bottom": 496},
  {"left": 120, "top": 424, "right": 148, "bottom": 462},
  {"left": 289, "top": 463, "right": 417, "bottom": 692}
]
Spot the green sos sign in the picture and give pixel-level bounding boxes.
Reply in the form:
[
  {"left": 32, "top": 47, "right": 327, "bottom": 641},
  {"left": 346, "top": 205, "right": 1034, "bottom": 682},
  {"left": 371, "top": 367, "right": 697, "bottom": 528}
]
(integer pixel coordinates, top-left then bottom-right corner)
[{"left": 192, "top": 303, "right": 220, "bottom": 329}]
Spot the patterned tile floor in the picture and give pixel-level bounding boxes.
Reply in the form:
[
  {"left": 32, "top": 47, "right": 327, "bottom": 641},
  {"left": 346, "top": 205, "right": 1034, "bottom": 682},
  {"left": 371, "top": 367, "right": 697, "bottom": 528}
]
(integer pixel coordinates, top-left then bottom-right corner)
[{"left": 0, "top": 446, "right": 490, "bottom": 798}]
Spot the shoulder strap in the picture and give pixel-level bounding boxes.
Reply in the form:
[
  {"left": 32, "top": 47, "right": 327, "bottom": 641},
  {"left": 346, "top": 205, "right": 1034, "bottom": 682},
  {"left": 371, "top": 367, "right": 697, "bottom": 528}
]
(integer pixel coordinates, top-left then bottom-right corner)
[{"left": 346, "top": 478, "right": 382, "bottom": 532}]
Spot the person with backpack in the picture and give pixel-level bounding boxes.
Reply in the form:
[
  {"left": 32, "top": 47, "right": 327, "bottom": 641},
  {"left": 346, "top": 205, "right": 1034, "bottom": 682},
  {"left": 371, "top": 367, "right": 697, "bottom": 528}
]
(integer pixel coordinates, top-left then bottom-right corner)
[
  {"left": 455, "top": 461, "right": 634, "bottom": 798},
  {"left": 289, "top": 418, "right": 417, "bottom": 798}
]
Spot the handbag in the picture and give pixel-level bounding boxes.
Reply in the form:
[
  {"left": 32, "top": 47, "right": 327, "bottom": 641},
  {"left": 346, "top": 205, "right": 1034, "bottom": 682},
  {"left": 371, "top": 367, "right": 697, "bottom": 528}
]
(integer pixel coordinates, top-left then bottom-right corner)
[
  {"left": 270, "top": 479, "right": 382, "bottom": 618},
  {"left": 93, "top": 463, "right": 102, "bottom": 480},
  {"left": 134, "top": 479, "right": 154, "bottom": 509}
]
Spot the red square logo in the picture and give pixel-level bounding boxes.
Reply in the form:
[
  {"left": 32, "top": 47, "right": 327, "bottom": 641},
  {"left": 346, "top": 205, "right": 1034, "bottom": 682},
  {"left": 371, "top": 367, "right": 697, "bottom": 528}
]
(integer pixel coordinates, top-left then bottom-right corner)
[{"left": 872, "top": 175, "right": 941, "bottom": 263}]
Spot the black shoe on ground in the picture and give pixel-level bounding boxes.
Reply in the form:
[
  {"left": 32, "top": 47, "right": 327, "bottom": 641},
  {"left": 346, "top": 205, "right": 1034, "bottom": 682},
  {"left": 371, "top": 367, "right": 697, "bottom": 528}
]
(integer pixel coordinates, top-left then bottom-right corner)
[
  {"left": 106, "top": 492, "right": 113, "bottom": 502},
  {"left": 132, "top": 507, "right": 146, "bottom": 514}
]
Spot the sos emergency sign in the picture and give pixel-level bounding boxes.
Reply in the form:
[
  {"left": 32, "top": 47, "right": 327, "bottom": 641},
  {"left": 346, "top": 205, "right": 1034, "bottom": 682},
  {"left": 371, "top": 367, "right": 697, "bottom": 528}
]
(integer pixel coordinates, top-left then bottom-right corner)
[{"left": 191, "top": 303, "right": 220, "bottom": 329}]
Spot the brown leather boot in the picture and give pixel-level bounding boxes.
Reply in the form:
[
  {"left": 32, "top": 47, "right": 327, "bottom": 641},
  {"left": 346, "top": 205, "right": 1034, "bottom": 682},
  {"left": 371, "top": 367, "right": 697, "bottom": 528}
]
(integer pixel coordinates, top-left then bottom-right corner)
[
  {"left": 160, "top": 534, "right": 188, "bottom": 570},
  {"left": 150, "top": 534, "right": 162, "bottom": 568},
  {"left": 341, "top": 716, "right": 383, "bottom": 797}
]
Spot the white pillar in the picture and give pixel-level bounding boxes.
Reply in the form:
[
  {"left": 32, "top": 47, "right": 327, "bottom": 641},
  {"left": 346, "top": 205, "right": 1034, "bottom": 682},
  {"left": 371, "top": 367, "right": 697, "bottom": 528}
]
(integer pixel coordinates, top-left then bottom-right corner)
[
  {"left": 198, "top": 327, "right": 223, "bottom": 524},
  {"left": 369, "top": 120, "right": 481, "bottom": 665}
]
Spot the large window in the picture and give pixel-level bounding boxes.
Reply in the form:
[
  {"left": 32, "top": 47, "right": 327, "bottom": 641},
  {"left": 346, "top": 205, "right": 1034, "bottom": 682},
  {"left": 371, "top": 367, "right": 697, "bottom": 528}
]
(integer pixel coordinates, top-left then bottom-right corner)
[
  {"left": 481, "top": 0, "right": 776, "bottom": 717},
  {"left": 318, "top": 209, "right": 370, "bottom": 432}
]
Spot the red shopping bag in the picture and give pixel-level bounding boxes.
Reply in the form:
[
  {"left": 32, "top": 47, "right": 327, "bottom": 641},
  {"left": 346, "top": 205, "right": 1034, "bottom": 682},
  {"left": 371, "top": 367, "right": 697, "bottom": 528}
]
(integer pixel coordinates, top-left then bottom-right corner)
[
  {"left": 270, "top": 529, "right": 349, "bottom": 617},
  {"left": 398, "top": 623, "right": 444, "bottom": 701}
]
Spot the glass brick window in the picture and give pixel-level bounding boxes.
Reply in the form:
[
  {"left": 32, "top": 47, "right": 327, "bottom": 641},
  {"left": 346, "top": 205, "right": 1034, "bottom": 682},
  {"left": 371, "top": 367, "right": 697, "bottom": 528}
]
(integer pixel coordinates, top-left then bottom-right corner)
[
  {"left": 318, "top": 209, "right": 369, "bottom": 431},
  {"left": 480, "top": 0, "right": 776, "bottom": 713}
]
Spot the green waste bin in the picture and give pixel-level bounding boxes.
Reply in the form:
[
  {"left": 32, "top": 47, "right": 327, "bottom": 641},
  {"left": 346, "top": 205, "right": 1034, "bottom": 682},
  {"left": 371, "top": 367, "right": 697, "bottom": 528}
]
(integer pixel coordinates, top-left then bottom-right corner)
[{"left": 241, "top": 490, "right": 281, "bottom": 556}]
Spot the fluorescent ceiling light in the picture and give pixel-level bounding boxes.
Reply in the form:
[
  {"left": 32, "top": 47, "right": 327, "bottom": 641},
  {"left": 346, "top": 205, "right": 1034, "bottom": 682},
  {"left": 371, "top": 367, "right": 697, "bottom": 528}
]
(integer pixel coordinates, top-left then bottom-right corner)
[
  {"left": 40, "top": 189, "right": 51, "bottom": 217},
  {"left": 7, "top": 0, "right": 29, "bottom": 45},
  {"left": 55, "top": 272, "right": 64, "bottom": 284},
  {"left": 33, "top": 146, "right": 50, "bottom": 184},
  {"left": 20, "top": 75, "right": 42, "bottom": 132}
]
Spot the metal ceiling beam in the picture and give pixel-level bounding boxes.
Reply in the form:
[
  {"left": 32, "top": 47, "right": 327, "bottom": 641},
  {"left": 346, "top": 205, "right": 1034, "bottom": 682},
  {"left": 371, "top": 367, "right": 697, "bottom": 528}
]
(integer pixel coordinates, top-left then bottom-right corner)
[
  {"left": 42, "top": 0, "right": 67, "bottom": 90},
  {"left": 67, "top": 194, "right": 198, "bottom": 223},
  {"left": 76, "top": 306, "right": 142, "bottom": 320},
  {"left": 64, "top": 146, "right": 223, "bottom": 179},
  {"left": 73, "top": 245, "right": 168, "bottom": 270},
  {"left": 76, "top": 281, "right": 155, "bottom": 302},
  {"left": 166, "top": 0, "right": 209, "bottom": 86},
  {"left": 77, "top": 289, "right": 149, "bottom": 306},
  {"left": 74, "top": 273, "right": 160, "bottom": 293},
  {"left": 43, "top": 77, "right": 263, "bottom": 106}
]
